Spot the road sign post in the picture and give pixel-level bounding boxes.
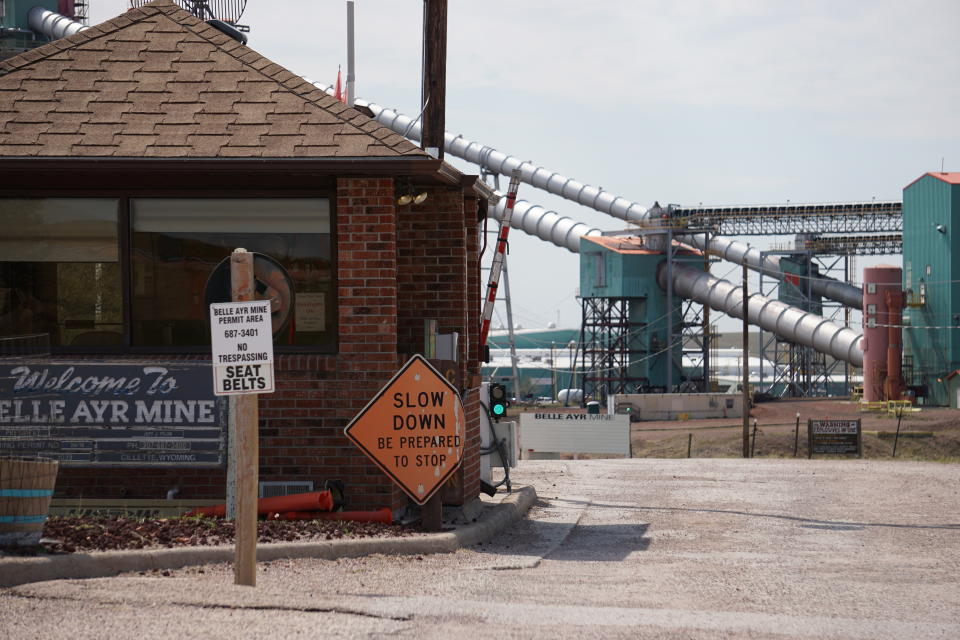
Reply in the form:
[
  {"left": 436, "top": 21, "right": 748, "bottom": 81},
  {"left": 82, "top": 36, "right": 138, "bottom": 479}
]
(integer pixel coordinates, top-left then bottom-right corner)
[
  {"left": 209, "top": 248, "right": 275, "bottom": 587},
  {"left": 344, "top": 355, "right": 465, "bottom": 529}
]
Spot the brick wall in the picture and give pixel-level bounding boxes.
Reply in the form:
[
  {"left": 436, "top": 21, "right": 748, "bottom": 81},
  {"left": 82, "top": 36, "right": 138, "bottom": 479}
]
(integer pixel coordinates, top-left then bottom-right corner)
[
  {"left": 395, "top": 185, "right": 480, "bottom": 505},
  {"left": 462, "top": 195, "right": 482, "bottom": 501},
  {"left": 52, "top": 176, "right": 483, "bottom": 513}
]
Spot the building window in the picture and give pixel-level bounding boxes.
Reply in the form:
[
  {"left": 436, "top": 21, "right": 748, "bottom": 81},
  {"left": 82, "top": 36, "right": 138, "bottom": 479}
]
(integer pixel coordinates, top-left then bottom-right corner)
[
  {"left": 0, "top": 196, "right": 335, "bottom": 352},
  {"left": 130, "top": 198, "right": 334, "bottom": 349},
  {"left": 591, "top": 252, "right": 606, "bottom": 288},
  {"left": 0, "top": 199, "right": 121, "bottom": 348}
]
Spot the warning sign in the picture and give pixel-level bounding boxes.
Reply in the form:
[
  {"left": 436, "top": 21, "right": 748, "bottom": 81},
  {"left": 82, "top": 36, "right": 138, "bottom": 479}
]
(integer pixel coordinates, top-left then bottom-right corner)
[
  {"left": 344, "top": 355, "right": 465, "bottom": 505},
  {"left": 209, "top": 301, "right": 275, "bottom": 396},
  {"left": 808, "top": 418, "right": 861, "bottom": 457}
]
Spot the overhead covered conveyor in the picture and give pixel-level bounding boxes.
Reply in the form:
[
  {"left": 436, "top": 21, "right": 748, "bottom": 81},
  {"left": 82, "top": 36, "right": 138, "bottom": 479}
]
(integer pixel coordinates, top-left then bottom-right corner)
[{"left": 316, "top": 86, "right": 864, "bottom": 366}]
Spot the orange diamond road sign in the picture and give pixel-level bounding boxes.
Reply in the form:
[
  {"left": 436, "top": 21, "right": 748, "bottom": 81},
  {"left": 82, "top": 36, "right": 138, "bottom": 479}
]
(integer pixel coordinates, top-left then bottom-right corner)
[{"left": 344, "top": 355, "right": 465, "bottom": 505}]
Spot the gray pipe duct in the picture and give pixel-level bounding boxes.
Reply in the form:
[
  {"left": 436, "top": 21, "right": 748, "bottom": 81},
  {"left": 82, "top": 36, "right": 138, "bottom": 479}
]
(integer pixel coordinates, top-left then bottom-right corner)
[
  {"left": 28, "top": 7, "right": 87, "bottom": 40},
  {"left": 491, "top": 197, "right": 602, "bottom": 253},
  {"left": 662, "top": 264, "right": 863, "bottom": 367},
  {"left": 488, "top": 194, "right": 863, "bottom": 365},
  {"left": 313, "top": 84, "right": 650, "bottom": 223},
  {"left": 315, "top": 83, "right": 864, "bottom": 310},
  {"left": 685, "top": 234, "right": 864, "bottom": 310},
  {"left": 311, "top": 84, "right": 863, "bottom": 363}
]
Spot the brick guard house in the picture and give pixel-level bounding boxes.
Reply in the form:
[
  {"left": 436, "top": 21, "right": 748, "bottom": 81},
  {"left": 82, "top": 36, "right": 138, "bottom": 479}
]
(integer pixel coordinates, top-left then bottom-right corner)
[{"left": 0, "top": 0, "right": 489, "bottom": 513}]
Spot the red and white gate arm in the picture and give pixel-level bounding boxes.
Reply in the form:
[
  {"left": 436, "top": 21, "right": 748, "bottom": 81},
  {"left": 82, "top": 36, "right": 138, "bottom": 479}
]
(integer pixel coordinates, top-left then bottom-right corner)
[{"left": 479, "top": 169, "right": 522, "bottom": 348}]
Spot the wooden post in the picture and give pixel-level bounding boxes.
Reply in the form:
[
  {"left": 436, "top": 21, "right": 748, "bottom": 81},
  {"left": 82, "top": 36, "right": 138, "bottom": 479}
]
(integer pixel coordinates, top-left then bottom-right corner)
[
  {"left": 421, "top": 0, "right": 447, "bottom": 160},
  {"left": 231, "top": 249, "right": 258, "bottom": 587},
  {"left": 742, "top": 262, "right": 750, "bottom": 458},
  {"left": 226, "top": 396, "right": 236, "bottom": 519},
  {"left": 422, "top": 492, "right": 443, "bottom": 532},
  {"left": 687, "top": 433, "right": 692, "bottom": 458}
]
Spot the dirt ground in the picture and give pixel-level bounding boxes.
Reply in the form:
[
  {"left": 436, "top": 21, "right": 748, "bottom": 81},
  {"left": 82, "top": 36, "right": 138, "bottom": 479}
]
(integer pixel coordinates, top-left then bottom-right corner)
[
  {"left": 510, "top": 398, "right": 960, "bottom": 462},
  {"left": 630, "top": 397, "right": 960, "bottom": 461}
]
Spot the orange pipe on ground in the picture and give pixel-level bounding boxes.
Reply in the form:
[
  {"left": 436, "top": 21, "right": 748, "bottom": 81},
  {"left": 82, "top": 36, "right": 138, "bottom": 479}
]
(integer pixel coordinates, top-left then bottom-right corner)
[
  {"left": 185, "top": 490, "right": 334, "bottom": 518},
  {"left": 267, "top": 507, "right": 392, "bottom": 524}
]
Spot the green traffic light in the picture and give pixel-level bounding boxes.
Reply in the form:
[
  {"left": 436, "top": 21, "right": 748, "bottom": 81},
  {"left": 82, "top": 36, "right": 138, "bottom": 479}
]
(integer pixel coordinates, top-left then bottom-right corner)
[{"left": 492, "top": 404, "right": 505, "bottom": 416}]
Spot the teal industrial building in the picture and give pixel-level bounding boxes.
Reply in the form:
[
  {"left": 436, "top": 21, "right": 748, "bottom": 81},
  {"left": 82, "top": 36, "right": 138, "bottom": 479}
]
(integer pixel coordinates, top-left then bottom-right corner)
[
  {"left": 486, "top": 172, "right": 960, "bottom": 408},
  {"left": 902, "top": 172, "right": 960, "bottom": 407}
]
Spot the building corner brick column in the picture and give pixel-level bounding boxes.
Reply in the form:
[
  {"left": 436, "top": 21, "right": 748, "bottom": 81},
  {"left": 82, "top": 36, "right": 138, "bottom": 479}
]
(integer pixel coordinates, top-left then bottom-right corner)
[{"left": 336, "top": 177, "right": 405, "bottom": 510}]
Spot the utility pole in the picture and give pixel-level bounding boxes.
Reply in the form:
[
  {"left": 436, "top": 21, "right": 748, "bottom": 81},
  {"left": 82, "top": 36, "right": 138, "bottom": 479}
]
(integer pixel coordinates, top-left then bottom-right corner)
[
  {"left": 742, "top": 262, "right": 750, "bottom": 458},
  {"left": 421, "top": 0, "right": 447, "bottom": 160}
]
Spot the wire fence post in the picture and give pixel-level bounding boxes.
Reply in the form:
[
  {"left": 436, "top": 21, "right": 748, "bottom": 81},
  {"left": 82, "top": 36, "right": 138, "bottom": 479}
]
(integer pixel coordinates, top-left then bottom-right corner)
[
  {"left": 750, "top": 419, "right": 758, "bottom": 457},
  {"left": 793, "top": 412, "right": 800, "bottom": 457},
  {"left": 892, "top": 402, "right": 904, "bottom": 457},
  {"left": 741, "top": 262, "right": 750, "bottom": 458}
]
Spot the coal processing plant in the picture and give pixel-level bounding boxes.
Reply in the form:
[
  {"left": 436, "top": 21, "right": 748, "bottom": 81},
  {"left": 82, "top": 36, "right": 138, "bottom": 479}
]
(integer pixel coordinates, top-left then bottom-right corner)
[
  {"left": 399, "top": 106, "right": 954, "bottom": 407},
  {"left": 340, "top": 32, "right": 957, "bottom": 409},
  {"left": 5, "top": 2, "right": 959, "bottom": 408}
]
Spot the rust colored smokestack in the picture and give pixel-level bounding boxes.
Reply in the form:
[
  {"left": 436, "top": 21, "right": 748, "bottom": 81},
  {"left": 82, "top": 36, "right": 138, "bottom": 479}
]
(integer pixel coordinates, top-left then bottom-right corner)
[
  {"left": 884, "top": 288, "right": 905, "bottom": 400},
  {"left": 862, "top": 266, "right": 901, "bottom": 402}
]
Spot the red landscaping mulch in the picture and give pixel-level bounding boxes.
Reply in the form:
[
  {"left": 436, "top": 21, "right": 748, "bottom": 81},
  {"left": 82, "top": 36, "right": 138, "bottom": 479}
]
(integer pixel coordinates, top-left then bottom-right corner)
[{"left": 1, "top": 515, "right": 414, "bottom": 556}]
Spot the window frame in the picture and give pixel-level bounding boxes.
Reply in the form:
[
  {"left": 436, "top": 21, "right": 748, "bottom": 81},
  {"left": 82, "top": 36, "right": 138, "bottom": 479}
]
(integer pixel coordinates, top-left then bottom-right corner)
[{"left": 0, "top": 188, "right": 338, "bottom": 355}]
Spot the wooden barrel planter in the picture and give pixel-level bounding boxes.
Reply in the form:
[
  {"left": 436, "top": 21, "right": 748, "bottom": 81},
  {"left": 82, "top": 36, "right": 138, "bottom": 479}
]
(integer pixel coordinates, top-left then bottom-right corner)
[{"left": 0, "top": 456, "right": 59, "bottom": 546}]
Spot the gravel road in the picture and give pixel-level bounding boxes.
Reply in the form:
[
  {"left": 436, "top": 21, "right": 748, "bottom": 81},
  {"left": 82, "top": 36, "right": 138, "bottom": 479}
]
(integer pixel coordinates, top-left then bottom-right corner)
[{"left": 3, "top": 458, "right": 959, "bottom": 639}]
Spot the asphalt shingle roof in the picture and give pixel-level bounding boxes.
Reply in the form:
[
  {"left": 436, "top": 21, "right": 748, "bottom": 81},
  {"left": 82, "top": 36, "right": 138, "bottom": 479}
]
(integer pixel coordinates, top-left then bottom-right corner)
[{"left": 0, "top": 0, "right": 427, "bottom": 158}]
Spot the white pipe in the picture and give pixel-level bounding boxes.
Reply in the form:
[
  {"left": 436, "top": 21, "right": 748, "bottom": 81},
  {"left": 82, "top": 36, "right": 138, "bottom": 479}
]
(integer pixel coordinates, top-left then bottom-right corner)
[
  {"left": 489, "top": 194, "right": 865, "bottom": 365},
  {"left": 28, "top": 7, "right": 87, "bottom": 40},
  {"left": 311, "top": 84, "right": 864, "bottom": 362},
  {"left": 686, "top": 234, "right": 863, "bottom": 309},
  {"left": 489, "top": 193, "right": 862, "bottom": 365},
  {"left": 490, "top": 197, "right": 602, "bottom": 253},
  {"left": 314, "top": 85, "right": 649, "bottom": 222},
  {"left": 313, "top": 84, "right": 864, "bottom": 309},
  {"left": 663, "top": 264, "right": 863, "bottom": 367}
]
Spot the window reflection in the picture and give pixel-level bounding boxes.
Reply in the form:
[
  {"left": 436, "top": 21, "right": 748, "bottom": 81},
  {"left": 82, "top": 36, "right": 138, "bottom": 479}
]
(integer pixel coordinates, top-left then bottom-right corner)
[
  {"left": 0, "top": 199, "right": 121, "bottom": 347},
  {"left": 130, "top": 199, "right": 334, "bottom": 349}
]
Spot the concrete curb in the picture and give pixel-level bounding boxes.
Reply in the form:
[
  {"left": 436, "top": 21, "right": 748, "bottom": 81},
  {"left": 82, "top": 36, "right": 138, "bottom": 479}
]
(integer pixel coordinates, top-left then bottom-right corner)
[{"left": 0, "top": 485, "right": 537, "bottom": 589}]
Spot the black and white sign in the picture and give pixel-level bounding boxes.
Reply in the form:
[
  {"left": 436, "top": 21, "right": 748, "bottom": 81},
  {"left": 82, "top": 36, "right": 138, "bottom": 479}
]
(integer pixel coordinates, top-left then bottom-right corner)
[
  {"left": 210, "top": 301, "right": 275, "bottom": 396},
  {"left": 0, "top": 363, "right": 227, "bottom": 467},
  {"left": 808, "top": 418, "right": 861, "bottom": 457}
]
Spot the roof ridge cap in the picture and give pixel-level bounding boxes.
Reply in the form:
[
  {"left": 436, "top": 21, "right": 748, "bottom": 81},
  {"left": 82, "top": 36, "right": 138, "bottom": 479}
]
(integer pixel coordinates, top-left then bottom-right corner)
[
  {"left": 0, "top": 1, "right": 167, "bottom": 75},
  {"left": 177, "top": 20, "right": 429, "bottom": 157}
]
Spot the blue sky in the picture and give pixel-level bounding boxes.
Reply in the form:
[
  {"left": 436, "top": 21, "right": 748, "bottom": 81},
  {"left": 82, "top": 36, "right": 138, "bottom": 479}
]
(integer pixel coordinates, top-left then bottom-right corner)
[{"left": 92, "top": 1, "right": 960, "bottom": 331}]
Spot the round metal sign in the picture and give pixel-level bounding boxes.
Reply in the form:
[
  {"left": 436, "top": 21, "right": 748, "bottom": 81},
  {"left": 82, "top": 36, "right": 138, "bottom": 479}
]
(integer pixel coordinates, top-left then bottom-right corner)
[{"left": 204, "top": 253, "right": 294, "bottom": 338}]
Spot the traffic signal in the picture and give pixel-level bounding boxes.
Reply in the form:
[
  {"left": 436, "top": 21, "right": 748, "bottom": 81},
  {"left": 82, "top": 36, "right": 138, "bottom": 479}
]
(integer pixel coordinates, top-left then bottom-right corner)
[{"left": 488, "top": 383, "right": 508, "bottom": 419}]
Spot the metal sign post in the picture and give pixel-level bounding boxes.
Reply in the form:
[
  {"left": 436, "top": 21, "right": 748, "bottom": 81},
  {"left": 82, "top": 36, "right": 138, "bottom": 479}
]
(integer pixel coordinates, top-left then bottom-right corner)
[{"left": 208, "top": 248, "right": 275, "bottom": 587}]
